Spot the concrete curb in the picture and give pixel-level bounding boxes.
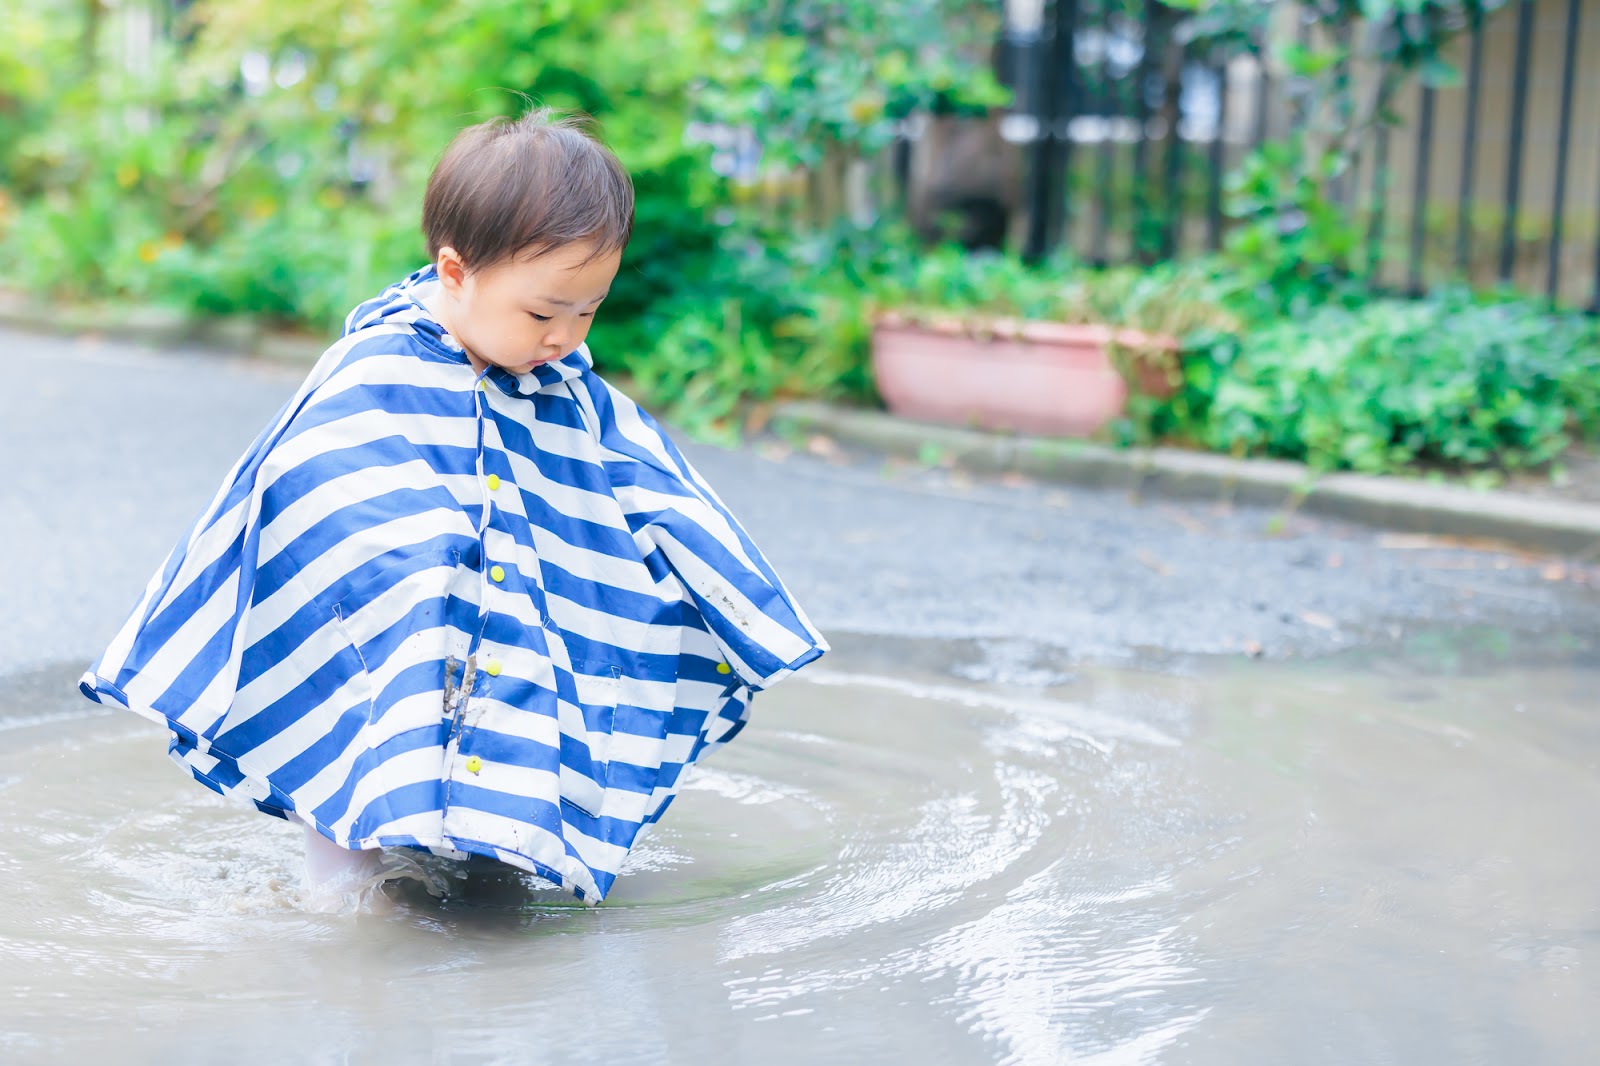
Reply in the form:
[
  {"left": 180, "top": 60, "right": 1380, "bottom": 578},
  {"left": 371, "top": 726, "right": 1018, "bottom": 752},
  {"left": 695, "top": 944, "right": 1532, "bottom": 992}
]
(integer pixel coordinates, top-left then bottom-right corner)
[
  {"left": 772, "top": 400, "right": 1600, "bottom": 558},
  {"left": 0, "top": 292, "right": 327, "bottom": 366}
]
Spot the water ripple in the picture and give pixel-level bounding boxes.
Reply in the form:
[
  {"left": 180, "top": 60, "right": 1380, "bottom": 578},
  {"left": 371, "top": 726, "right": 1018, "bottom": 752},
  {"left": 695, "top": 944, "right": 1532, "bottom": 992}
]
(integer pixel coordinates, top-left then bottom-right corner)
[{"left": 2, "top": 652, "right": 1596, "bottom": 1064}]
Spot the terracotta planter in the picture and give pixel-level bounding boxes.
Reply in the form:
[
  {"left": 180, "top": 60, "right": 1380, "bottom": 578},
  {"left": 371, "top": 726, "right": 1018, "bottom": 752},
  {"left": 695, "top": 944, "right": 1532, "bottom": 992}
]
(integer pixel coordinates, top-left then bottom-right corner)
[{"left": 870, "top": 312, "right": 1181, "bottom": 438}]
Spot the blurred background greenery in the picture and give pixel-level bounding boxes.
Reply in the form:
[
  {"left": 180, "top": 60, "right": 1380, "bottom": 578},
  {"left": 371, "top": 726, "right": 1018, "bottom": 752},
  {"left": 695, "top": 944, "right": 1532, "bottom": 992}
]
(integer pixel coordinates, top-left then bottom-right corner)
[
  {"left": 2, "top": 0, "right": 1597, "bottom": 477},
  {"left": 0, "top": 0, "right": 1009, "bottom": 435}
]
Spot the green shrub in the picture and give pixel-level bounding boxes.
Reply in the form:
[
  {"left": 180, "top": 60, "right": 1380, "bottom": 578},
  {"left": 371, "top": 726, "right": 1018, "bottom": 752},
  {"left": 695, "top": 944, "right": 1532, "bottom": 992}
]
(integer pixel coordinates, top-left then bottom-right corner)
[
  {"left": 610, "top": 223, "right": 889, "bottom": 441},
  {"left": 868, "top": 246, "right": 1243, "bottom": 339},
  {"left": 0, "top": 0, "right": 729, "bottom": 338},
  {"left": 1165, "top": 290, "right": 1600, "bottom": 474}
]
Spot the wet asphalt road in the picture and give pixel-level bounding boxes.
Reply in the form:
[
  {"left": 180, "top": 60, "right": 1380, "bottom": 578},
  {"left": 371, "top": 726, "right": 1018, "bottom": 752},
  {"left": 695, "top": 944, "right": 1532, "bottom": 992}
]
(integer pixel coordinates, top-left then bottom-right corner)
[{"left": 4, "top": 326, "right": 1600, "bottom": 682}]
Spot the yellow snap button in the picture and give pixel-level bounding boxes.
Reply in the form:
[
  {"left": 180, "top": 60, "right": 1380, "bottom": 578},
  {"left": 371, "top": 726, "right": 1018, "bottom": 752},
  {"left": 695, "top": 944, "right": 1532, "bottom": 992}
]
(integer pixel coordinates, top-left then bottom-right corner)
[
  {"left": 717, "top": 662, "right": 731, "bottom": 675},
  {"left": 486, "top": 474, "right": 501, "bottom": 490},
  {"left": 489, "top": 565, "right": 505, "bottom": 582},
  {"left": 465, "top": 755, "right": 483, "bottom": 774},
  {"left": 485, "top": 660, "right": 502, "bottom": 677},
  {"left": 478, "top": 379, "right": 487, "bottom": 391}
]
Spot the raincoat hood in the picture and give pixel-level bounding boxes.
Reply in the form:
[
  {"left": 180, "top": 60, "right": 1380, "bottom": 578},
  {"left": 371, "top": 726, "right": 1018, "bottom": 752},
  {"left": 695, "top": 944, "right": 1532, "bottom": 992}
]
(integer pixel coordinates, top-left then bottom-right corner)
[{"left": 343, "top": 264, "right": 594, "bottom": 398}]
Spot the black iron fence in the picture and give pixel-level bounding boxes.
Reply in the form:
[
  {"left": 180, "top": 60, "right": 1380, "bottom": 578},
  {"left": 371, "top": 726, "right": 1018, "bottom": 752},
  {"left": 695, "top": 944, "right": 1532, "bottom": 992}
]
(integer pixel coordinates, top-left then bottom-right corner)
[{"left": 993, "top": 0, "right": 1600, "bottom": 310}]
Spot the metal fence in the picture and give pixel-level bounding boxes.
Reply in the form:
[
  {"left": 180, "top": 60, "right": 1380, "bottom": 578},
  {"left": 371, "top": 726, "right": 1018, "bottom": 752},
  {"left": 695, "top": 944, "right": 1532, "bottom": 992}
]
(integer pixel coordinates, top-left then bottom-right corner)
[{"left": 996, "top": 0, "right": 1600, "bottom": 310}]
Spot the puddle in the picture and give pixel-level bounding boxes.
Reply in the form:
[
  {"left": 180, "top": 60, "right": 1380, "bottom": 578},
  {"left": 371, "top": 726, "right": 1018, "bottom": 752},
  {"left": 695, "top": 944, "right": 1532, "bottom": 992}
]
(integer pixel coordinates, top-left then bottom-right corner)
[{"left": 0, "top": 639, "right": 1595, "bottom": 1064}]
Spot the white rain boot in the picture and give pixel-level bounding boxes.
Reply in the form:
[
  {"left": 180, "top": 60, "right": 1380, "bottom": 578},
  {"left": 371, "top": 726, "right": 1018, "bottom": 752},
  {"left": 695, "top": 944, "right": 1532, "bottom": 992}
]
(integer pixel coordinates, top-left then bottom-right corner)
[{"left": 301, "top": 822, "right": 389, "bottom": 909}]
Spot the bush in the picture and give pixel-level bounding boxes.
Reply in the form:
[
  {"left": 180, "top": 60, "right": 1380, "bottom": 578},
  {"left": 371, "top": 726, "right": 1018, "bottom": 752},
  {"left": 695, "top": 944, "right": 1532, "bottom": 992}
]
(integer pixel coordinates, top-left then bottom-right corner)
[
  {"left": 0, "top": 0, "right": 729, "bottom": 337},
  {"left": 868, "top": 247, "right": 1243, "bottom": 340},
  {"left": 607, "top": 223, "right": 896, "bottom": 441},
  {"left": 1164, "top": 289, "right": 1600, "bottom": 475}
]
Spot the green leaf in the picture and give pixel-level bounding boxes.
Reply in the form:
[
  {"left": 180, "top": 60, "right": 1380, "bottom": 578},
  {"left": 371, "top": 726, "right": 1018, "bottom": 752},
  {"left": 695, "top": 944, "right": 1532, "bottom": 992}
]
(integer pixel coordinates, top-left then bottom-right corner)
[
  {"left": 1419, "top": 57, "right": 1462, "bottom": 89},
  {"left": 1280, "top": 43, "right": 1342, "bottom": 78}
]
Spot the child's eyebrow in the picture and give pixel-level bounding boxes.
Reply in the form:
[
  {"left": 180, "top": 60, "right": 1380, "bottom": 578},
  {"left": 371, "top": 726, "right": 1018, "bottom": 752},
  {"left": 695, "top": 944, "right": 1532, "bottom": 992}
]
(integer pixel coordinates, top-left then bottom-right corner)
[{"left": 534, "top": 292, "right": 609, "bottom": 309}]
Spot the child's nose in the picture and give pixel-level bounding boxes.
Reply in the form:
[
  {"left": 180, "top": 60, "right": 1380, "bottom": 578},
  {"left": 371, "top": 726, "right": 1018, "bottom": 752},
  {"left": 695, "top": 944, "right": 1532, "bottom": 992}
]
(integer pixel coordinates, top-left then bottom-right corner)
[{"left": 541, "top": 324, "right": 572, "bottom": 351}]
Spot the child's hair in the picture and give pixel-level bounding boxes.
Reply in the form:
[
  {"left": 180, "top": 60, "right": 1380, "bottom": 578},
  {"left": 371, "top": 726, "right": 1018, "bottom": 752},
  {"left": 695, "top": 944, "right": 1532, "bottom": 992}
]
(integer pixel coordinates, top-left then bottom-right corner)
[{"left": 422, "top": 108, "right": 634, "bottom": 271}]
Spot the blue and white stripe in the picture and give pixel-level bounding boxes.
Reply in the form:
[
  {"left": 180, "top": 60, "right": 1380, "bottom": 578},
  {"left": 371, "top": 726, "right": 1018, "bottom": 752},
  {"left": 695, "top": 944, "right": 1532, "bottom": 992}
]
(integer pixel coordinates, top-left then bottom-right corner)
[{"left": 80, "top": 266, "right": 828, "bottom": 903}]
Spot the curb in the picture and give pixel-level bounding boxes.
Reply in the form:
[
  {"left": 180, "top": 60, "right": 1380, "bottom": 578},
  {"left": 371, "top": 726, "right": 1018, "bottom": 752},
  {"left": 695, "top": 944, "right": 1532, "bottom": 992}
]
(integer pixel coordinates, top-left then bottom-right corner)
[
  {"left": 771, "top": 401, "right": 1600, "bottom": 558},
  {"left": 0, "top": 293, "right": 327, "bottom": 366}
]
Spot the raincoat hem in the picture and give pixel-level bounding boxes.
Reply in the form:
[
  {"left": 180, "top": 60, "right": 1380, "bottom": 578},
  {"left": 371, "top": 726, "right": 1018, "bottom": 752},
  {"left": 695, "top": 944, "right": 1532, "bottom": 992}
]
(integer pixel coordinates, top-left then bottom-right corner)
[
  {"left": 80, "top": 670, "right": 607, "bottom": 902},
  {"left": 742, "top": 642, "right": 830, "bottom": 691}
]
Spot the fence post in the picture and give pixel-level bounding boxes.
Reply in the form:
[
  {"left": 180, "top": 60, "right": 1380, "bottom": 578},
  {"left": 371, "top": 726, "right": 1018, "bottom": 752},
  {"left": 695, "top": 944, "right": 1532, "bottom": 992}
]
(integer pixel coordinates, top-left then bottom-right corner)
[
  {"left": 1404, "top": 84, "right": 1434, "bottom": 295},
  {"left": 1129, "top": 0, "right": 1161, "bottom": 262},
  {"left": 1497, "top": 0, "right": 1535, "bottom": 284},
  {"left": 1454, "top": 10, "right": 1485, "bottom": 278},
  {"left": 1205, "top": 43, "right": 1229, "bottom": 252},
  {"left": 1546, "top": 0, "right": 1581, "bottom": 302},
  {"left": 1092, "top": 0, "right": 1122, "bottom": 266},
  {"left": 1023, "top": 0, "right": 1078, "bottom": 262}
]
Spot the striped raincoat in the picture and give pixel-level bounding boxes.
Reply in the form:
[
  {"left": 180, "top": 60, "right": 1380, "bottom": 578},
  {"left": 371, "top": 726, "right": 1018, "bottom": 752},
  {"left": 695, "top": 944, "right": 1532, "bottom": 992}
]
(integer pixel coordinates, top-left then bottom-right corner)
[{"left": 79, "top": 266, "right": 828, "bottom": 903}]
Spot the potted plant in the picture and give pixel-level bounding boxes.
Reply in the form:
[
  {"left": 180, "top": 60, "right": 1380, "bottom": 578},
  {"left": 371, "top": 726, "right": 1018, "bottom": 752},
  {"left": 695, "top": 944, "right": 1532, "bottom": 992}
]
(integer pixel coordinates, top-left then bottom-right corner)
[{"left": 868, "top": 252, "right": 1240, "bottom": 437}]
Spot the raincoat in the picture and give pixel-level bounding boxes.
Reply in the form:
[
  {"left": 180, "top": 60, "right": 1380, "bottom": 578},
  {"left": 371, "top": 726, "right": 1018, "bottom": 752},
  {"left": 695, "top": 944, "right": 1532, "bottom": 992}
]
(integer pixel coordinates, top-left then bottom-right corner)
[{"left": 79, "top": 266, "right": 828, "bottom": 902}]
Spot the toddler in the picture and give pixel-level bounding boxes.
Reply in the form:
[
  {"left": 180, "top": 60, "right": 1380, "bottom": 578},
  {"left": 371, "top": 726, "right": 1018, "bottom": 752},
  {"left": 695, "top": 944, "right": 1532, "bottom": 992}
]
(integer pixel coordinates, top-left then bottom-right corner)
[{"left": 80, "top": 110, "right": 828, "bottom": 905}]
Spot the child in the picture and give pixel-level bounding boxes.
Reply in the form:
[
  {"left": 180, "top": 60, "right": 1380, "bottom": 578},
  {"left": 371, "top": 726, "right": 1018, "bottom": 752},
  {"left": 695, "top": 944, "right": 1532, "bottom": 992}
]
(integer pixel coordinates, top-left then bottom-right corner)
[{"left": 79, "top": 110, "right": 829, "bottom": 905}]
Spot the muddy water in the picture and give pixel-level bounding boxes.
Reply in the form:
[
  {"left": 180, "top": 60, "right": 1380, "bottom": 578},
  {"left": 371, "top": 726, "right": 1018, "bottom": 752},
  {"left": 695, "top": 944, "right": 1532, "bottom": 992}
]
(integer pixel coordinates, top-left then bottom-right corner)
[{"left": 1, "top": 639, "right": 1595, "bottom": 1065}]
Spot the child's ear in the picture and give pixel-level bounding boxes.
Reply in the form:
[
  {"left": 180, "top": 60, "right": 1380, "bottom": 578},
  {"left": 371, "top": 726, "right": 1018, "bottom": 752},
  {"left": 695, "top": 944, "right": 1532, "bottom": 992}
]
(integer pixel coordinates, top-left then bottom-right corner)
[{"left": 436, "top": 247, "right": 468, "bottom": 292}]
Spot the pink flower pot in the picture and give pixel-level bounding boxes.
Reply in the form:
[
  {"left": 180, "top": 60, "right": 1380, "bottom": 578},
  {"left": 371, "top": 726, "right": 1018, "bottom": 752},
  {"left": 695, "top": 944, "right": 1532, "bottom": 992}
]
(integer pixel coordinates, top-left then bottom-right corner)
[{"left": 870, "top": 313, "right": 1180, "bottom": 438}]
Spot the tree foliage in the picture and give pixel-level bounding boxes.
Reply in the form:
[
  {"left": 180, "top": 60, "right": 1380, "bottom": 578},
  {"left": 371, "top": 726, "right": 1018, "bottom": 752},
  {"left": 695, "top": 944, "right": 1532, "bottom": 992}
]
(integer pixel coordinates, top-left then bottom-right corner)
[{"left": 0, "top": 0, "right": 723, "bottom": 330}]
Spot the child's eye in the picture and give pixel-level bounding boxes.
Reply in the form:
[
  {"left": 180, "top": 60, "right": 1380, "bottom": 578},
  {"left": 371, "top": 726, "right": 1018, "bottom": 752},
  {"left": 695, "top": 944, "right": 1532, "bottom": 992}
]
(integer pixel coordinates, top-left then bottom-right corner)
[
  {"left": 529, "top": 313, "right": 551, "bottom": 322},
  {"left": 580, "top": 312, "right": 595, "bottom": 318}
]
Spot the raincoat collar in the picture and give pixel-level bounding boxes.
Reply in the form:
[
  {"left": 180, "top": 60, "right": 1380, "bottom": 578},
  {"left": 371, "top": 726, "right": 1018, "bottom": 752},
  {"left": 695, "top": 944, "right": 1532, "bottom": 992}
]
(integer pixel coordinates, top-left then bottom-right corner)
[{"left": 343, "top": 264, "right": 594, "bottom": 397}]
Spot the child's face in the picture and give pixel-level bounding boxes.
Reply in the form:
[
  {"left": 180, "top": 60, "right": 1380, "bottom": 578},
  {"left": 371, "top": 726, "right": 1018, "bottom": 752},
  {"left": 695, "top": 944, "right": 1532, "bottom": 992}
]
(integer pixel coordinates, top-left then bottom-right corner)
[{"left": 434, "top": 241, "right": 622, "bottom": 374}]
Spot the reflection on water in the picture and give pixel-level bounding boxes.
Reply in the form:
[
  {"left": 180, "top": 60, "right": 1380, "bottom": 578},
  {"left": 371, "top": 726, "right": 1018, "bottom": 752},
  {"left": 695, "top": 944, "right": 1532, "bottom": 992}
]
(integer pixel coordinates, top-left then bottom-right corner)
[{"left": 1, "top": 634, "right": 1596, "bottom": 1065}]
